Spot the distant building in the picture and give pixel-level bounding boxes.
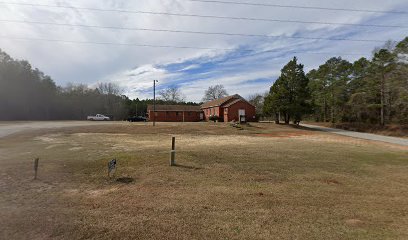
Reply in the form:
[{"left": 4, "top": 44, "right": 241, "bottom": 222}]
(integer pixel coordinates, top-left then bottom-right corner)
[
  {"left": 147, "top": 105, "right": 203, "bottom": 122},
  {"left": 201, "top": 94, "right": 256, "bottom": 122}
]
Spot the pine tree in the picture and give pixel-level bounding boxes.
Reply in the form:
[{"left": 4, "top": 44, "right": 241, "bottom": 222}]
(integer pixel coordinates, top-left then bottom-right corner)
[
  {"left": 264, "top": 57, "right": 310, "bottom": 124},
  {"left": 371, "top": 49, "right": 395, "bottom": 126},
  {"left": 308, "top": 57, "right": 352, "bottom": 123}
]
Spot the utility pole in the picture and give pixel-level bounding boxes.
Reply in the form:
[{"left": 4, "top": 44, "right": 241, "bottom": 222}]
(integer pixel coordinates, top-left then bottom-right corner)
[{"left": 153, "top": 80, "right": 158, "bottom": 126}]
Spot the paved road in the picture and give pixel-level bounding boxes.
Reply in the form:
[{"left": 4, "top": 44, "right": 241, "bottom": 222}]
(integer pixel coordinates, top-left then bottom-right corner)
[
  {"left": 0, "top": 121, "right": 116, "bottom": 138},
  {"left": 301, "top": 123, "right": 408, "bottom": 146}
]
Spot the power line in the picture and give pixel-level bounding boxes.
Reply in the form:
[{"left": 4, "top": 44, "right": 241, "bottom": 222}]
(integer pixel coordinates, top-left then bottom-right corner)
[
  {"left": 0, "top": 35, "right": 367, "bottom": 56},
  {"left": 0, "top": 19, "right": 387, "bottom": 43},
  {"left": 186, "top": 0, "right": 408, "bottom": 14},
  {"left": 0, "top": 35, "right": 233, "bottom": 50},
  {"left": 0, "top": 2, "right": 406, "bottom": 28}
]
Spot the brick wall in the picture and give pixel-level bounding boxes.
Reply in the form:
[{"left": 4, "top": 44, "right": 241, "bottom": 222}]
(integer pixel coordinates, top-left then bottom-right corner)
[
  {"left": 148, "top": 111, "right": 202, "bottom": 122},
  {"left": 224, "top": 101, "right": 256, "bottom": 122},
  {"left": 202, "top": 106, "right": 226, "bottom": 121}
]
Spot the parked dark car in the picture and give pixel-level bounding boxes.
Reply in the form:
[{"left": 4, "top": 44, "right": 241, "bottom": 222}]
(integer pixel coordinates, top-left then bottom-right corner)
[{"left": 127, "top": 116, "right": 147, "bottom": 122}]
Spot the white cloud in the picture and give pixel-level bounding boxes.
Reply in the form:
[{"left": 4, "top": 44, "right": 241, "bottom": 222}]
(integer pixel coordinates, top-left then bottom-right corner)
[{"left": 105, "top": 64, "right": 181, "bottom": 96}]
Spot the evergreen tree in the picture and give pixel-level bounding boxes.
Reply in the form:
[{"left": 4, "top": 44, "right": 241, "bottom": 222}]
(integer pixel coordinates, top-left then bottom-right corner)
[
  {"left": 264, "top": 57, "right": 310, "bottom": 124},
  {"left": 371, "top": 49, "right": 396, "bottom": 126},
  {"left": 308, "top": 57, "right": 352, "bottom": 123},
  {"left": 391, "top": 37, "right": 408, "bottom": 124},
  {"left": 347, "top": 57, "right": 373, "bottom": 123}
]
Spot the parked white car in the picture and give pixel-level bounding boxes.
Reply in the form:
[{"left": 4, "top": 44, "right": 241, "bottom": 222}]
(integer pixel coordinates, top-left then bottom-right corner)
[{"left": 87, "top": 114, "right": 110, "bottom": 121}]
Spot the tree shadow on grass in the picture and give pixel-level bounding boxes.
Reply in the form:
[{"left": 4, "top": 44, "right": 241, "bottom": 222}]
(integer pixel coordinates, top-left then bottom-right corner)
[
  {"left": 116, "top": 177, "right": 134, "bottom": 184},
  {"left": 174, "top": 164, "right": 203, "bottom": 170}
]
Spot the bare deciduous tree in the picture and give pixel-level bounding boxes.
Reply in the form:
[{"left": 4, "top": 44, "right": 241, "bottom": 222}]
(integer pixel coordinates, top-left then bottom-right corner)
[
  {"left": 97, "top": 82, "right": 122, "bottom": 95},
  {"left": 202, "top": 84, "right": 228, "bottom": 102},
  {"left": 248, "top": 92, "right": 267, "bottom": 115},
  {"left": 159, "top": 86, "right": 185, "bottom": 103},
  {"left": 372, "top": 40, "right": 397, "bottom": 56}
]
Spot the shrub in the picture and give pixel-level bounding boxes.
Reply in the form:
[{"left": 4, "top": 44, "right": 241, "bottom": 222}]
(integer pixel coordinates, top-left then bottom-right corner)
[{"left": 209, "top": 115, "right": 220, "bottom": 122}]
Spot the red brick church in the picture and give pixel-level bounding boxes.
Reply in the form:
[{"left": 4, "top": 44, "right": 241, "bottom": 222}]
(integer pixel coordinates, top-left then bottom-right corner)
[
  {"left": 147, "top": 94, "right": 256, "bottom": 122},
  {"left": 201, "top": 94, "right": 256, "bottom": 122}
]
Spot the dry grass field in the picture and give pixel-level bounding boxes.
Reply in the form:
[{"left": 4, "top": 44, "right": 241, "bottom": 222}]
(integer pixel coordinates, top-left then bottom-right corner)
[{"left": 0, "top": 122, "right": 407, "bottom": 240}]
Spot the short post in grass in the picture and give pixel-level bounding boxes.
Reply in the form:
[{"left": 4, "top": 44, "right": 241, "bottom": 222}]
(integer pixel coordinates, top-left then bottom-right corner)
[
  {"left": 33, "top": 158, "right": 39, "bottom": 180},
  {"left": 170, "top": 137, "right": 176, "bottom": 166},
  {"left": 108, "top": 159, "right": 117, "bottom": 178}
]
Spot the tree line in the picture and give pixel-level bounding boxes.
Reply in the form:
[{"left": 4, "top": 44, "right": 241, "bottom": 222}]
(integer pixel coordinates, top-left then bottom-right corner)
[
  {"left": 125, "top": 98, "right": 200, "bottom": 118},
  {"left": 0, "top": 49, "right": 129, "bottom": 120},
  {"left": 0, "top": 49, "right": 203, "bottom": 120},
  {"left": 2, "top": 36, "right": 407, "bottom": 123},
  {"left": 263, "top": 37, "right": 408, "bottom": 126}
]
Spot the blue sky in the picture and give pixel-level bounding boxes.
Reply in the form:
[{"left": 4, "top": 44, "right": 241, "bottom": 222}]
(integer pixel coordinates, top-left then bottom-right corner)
[{"left": 0, "top": 0, "right": 407, "bottom": 102}]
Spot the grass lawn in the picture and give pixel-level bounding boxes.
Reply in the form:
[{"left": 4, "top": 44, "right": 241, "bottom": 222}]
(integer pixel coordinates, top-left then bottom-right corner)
[{"left": 0, "top": 122, "right": 407, "bottom": 239}]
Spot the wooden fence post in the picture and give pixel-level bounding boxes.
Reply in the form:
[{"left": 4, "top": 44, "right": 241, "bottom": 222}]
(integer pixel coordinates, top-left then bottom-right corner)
[{"left": 170, "top": 137, "right": 176, "bottom": 166}]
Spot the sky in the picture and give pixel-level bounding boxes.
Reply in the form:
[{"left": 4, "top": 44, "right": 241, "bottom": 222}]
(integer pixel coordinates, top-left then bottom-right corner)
[{"left": 0, "top": 0, "right": 407, "bottom": 102}]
